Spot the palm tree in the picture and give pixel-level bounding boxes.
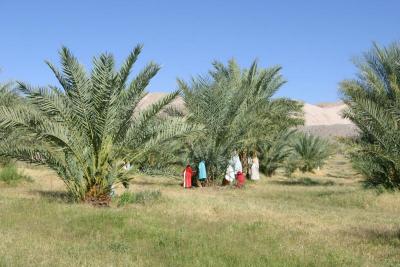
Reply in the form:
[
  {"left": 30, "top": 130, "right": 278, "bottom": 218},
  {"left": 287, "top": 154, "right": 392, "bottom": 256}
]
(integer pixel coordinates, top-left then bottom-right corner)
[
  {"left": 340, "top": 42, "right": 400, "bottom": 189},
  {"left": 259, "top": 129, "right": 295, "bottom": 176},
  {"left": 286, "top": 133, "right": 331, "bottom": 174},
  {"left": 0, "top": 45, "right": 190, "bottom": 203},
  {"left": 0, "top": 81, "right": 20, "bottom": 165},
  {"left": 180, "top": 59, "right": 303, "bottom": 181}
]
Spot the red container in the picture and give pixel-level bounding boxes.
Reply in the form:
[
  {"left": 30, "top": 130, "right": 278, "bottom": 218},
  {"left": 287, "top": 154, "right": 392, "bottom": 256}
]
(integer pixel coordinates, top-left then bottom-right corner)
[{"left": 236, "top": 171, "right": 245, "bottom": 188}]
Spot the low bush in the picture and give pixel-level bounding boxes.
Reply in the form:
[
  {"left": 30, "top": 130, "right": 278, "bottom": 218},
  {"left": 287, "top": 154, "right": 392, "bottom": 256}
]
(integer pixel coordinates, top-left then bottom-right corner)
[
  {"left": 283, "top": 156, "right": 299, "bottom": 177},
  {"left": 0, "top": 163, "right": 32, "bottom": 185}
]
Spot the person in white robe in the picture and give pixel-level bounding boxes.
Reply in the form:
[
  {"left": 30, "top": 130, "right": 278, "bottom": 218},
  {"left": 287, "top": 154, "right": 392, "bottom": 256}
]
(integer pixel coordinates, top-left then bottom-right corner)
[
  {"left": 225, "top": 164, "right": 235, "bottom": 183},
  {"left": 232, "top": 152, "right": 242, "bottom": 174},
  {"left": 250, "top": 155, "right": 260, "bottom": 180}
]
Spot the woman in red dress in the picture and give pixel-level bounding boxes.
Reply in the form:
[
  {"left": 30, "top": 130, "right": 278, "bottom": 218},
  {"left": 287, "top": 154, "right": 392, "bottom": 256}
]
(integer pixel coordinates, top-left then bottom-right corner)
[{"left": 183, "top": 165, "right": 192, "bottom": 188}]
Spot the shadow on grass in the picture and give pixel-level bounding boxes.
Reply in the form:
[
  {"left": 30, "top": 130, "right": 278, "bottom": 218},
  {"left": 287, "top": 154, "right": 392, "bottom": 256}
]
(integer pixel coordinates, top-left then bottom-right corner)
[
  {"left": 346, "top": 227, "right": 400, "bottom": 247},
  {"left": 31, "top": 190, "right": 74, "bottom": 203},
  {"left": 326, "top": 173, "right": 358, "bottom": 180},
  {"left": 273, "top": 177, "right": 336, "bottom": 187},
  {"left": 326, "top": 173, "right": 345, "bottom": 179},
  {"left": 313, "top": 190, "right": 352, "bottom": 197}
]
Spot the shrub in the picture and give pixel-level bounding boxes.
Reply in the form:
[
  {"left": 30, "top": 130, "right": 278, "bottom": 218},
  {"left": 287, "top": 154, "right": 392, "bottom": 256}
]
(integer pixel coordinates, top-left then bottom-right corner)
[
  {"left": 283, "top": 156, "right": 300, "bottom": 177},
  {"left": 0, "top": 163, "right": 31, "bottom": 185},
  {"left": 118, "top": 190, "right": 162, "bottom": 207},
  {"left": 0, "top": 157, "right": 11, "bottom": 166}
]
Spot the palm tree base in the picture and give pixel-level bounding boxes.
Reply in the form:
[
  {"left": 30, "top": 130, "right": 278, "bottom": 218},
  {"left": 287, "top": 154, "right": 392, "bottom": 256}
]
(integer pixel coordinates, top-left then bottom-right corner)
[{"left": 84, "top": 186, "right": 111, "bottom": 207}]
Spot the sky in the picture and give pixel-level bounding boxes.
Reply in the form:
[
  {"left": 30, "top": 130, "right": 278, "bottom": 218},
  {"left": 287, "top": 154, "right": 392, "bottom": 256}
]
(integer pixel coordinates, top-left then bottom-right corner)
[{"left": 1, "top": 0, "right": 399, "bottom": 103}]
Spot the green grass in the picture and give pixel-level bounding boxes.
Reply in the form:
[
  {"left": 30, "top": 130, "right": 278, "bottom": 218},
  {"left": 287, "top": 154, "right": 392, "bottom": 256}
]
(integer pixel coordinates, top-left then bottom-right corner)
[
  {"left": 117, "top": 190, "right": 162, "bottom": 207},
  {"left": 0, "top": 155, "right": 400, "bottom": 266}
]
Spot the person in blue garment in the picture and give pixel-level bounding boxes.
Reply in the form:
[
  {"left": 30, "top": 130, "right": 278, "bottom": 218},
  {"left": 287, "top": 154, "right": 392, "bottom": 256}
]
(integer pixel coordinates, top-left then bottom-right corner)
[{"left": 198, "top": 160, "right": 207, "bottom": 186}]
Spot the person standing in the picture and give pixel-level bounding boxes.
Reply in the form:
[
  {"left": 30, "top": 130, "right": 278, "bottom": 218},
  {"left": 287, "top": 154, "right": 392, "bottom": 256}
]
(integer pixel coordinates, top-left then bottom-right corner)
[
  {"left": 198, "top": 160, "right": 207, "bottom": 186},
  {"left": 183, "top": 165, "right": 193, "bottom": 188},
  {"left": 232, "top": 152, "right": 242, "bottom": 174},
  {"left": 250, "top": 153, "right": 260, "bottom": 180},
  {"left": 223, "top": 164, "right": 235, "bottom": 185}
]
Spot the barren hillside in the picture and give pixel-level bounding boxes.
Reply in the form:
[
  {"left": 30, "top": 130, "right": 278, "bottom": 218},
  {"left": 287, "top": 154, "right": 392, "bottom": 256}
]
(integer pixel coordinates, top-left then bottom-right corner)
[
  {"left": 302, "top": 102, "right": 357, "bottom": 137},
  {"left": 140, "top": 93, "right": 357, "bottom": 137}
]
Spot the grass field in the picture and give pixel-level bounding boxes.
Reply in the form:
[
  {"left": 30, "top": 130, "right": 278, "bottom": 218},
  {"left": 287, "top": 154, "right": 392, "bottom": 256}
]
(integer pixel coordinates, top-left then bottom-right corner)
[{"left": 1, "top": 154, "right": 400, "bottom": 266}]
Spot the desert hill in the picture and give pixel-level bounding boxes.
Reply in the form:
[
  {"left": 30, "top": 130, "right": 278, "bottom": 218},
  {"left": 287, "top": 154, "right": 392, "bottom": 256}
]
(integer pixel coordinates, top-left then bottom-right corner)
[
  {"left": 139, "top": 93, "right": 357, "bottom": 137},
  {"left": 301, "top": 102, "right": 357, "bottom": 138}
]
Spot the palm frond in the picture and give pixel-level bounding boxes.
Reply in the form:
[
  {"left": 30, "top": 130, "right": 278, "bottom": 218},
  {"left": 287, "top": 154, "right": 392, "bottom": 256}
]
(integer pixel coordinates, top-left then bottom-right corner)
[{"left": 340, "top": 42, "right": 400, "bottom": 189}]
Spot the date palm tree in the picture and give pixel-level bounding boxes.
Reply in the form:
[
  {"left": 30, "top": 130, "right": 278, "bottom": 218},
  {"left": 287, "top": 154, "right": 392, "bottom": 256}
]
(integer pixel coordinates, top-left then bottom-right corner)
[
  {"left": 341, "top": 42, "right": 400, "bottom": 189},
  {"left": 289, "top": 133, "right": 331, "bottom": 173},
  {"left": 180, "top": 59, "right": 303, "bottom": 181},
  {"left": 0, "top": 45, "right": 190, "bottom": 203},
  {"left": 0, "top": 81, "right": 20, "bottom": 165},
  {"left": 259, "top": 129, "right": 295, "bottom": 176}
]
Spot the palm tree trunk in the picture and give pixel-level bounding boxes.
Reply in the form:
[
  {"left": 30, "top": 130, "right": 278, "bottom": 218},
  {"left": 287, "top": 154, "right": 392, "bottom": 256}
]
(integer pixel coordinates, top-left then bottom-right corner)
[
  {"left": 84, "top": 184, "right": 111, "bottom": 206},
  {"left": 240, "top": 150, "right": 249, "bottom": 178}
]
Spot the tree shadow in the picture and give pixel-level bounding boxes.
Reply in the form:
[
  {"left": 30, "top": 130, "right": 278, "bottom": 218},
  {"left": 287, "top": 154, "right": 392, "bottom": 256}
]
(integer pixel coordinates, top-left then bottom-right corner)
[
  {"left": 31, "top": 190, "right": 74, "bottom": 203},
  {"left": 326, "top": 173, "right": 357, "bottom": 180},
  {"left": 345, "top": 227, "right": 400, "bottom": 247},
  {"left": 326, "top": 173, "right": 345, "bottom": 178},
  {"left": 273, "top": 177, "right": 336, "bottom": 187},
  {"left": 313, "top": 190, "right": 351, "bottom": 197}
]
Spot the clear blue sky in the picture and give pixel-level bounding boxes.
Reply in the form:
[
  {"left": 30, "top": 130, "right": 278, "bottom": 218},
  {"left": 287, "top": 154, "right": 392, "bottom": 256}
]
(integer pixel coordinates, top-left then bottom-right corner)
[{"left": 1, "top": 0, "right": 399, "bottom": 103}]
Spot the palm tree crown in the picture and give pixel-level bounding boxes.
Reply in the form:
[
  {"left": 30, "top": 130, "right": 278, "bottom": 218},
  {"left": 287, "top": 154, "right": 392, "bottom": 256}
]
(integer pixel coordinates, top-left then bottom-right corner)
[
  {"left": 180, "top": 59, "right": 303, "bottom": 180},
  {"left": 0, "top": 45, "right": 189, "bottom": 202},
  {"left": 341, "top": 42, "right": 400, "bottom": 188}
]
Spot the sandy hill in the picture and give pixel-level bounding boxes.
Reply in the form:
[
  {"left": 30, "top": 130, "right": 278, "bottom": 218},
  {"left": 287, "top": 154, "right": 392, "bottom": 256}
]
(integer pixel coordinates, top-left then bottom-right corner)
[
  {"left": 139, "top": 93, "right": 357, "bottom": 137},
  {"left": 302, "top": 102, "right": 357, "bottom": 138},
  {"left": 137, "top": 92, "right": 185, "bottom": 111},
  {"left": 303, "top": 102, "right": 351, "bottom": 126}
]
